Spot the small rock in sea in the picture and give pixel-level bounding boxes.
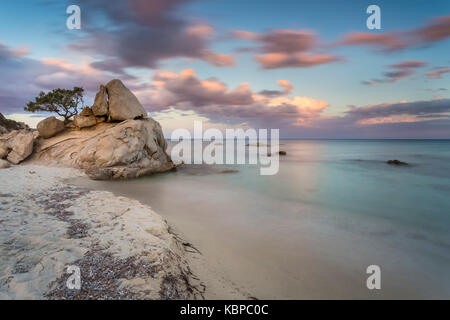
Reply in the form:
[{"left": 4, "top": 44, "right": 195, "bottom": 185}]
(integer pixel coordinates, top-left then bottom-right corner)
[
  {"left": 268, "top": 151, "right": 287, "bottom": 156},
  {"left": 246, "top": 142, "right": 265, "bottom": 147},
  {"left": 387, "top": 159, "right": 408, "bottom": 165},
  {"left": 219, "top": 170, "right": 238, "bottom": 174}
]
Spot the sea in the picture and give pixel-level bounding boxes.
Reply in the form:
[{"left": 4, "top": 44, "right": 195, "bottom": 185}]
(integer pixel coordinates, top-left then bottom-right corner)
[{"left": 74, "top": 139, "right": 450, "bottom": 299}]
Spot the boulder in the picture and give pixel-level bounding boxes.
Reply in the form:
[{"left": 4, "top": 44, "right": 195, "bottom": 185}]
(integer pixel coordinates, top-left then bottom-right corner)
[
  {"left": 268, "top": 151, "right": 287, "bottom": 156},
  {"left": 0, "top": 159, "right": 10, "bottom": 169},
  {"left": 0, "top": 145, "right": 8, "bottom": 159},
  {"left": 92, "top": 85, "right": 109, "bottom": 116},
  {"left": 96, "top": 116, "right": 106, "bottom": 124},
  {"left": 0, "top": 130, "right": 35, "bottom": 164},
  {"left": 29, "top": 118, "right": 174, "bottom": 180},
  {"left": 106, "top": 79, "right": 147, "bottom": 121},
  {"left": 79, "top": 107, "right": 94, "bottom": 116},
  {"left": 73, "top": 115, "right": 97, "bottom": 128},
  {"left": 387, "top": 159, "right": 408, "bottom": 166},
  {"left": 37, "top": 116, "right": 65, "bottom": 139}
]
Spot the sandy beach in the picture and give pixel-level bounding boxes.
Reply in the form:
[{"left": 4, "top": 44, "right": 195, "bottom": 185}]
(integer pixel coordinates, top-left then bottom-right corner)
[{"left": 0, "top": 164, "right": 209, "bottom": 299}]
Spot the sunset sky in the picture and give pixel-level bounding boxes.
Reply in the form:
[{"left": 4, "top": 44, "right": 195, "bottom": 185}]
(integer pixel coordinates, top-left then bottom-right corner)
[{"left": 1, "top": 0, "right": 449, "bottom": 138}]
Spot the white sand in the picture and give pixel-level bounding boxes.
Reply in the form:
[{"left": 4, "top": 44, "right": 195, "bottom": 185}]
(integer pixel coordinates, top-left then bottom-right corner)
[{"left": 0, "top": 165, "right": 201, "bottom": 299}]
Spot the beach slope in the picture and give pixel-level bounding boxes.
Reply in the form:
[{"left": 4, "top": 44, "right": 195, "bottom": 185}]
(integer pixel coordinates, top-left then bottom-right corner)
[{"left": 0, "top": 165, "right": 202, "bottom": 299}]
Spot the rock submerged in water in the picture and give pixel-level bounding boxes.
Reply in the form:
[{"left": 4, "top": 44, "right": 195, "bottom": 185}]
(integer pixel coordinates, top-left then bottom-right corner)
[
  {"left": 219, "top": 169, "right": 239, "bottom": 174},
  {"left": 387, "top": 159, "right": 408, "bottom": 165},
  {"left": 268, "top": 151, "right": 287, "bottom": 156},
  {"left": 37, "top": 116, "right": 65, "bottom": 138}
]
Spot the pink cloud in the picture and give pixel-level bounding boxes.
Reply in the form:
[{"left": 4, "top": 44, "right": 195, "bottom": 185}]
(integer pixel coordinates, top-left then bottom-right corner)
[
  {"left": 335, "top": 15, "right": 450, "bottom": 51},
  {"left": 135, "top": 69, "right": 329, "bottom": 127},
  {"left": 334, "top": 32, "right": 408, "bottom": 51},
  {"left": 426, "top": 68, "right": 450, "bottom": 79},
  {"left": 200, "top": 50, "right": 235, "bottom": 67},
  {"left": 11, "top": 45, "right": 30, "bottom": 58},
  {"left": 256, "top": 52, "right": 341, "bottom": 69},
  {"left": 233, "top": 29, "right": 341, "bottom": 69},
  {"left": 362, "top": 60, "right": 428, "bottom": 85},
  {"left": 277, "top": 80, "right": 293, "bottom": 94},
  {"left": 357, "top": 116, "right": 423, "bottom": 125},
  {"left": 414, "top": 16, "right": 450, "bottom": 43},
  {"left": 389, "top": 60, "right": 428, "bottom": 69}
]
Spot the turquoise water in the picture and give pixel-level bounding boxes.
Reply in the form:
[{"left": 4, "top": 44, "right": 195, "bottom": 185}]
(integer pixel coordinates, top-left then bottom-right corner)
[{"left": 78, "top": 139, "right": 450, "bottom": 298}]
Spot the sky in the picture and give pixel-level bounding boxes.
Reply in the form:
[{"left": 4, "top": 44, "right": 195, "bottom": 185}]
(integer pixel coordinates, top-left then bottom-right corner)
[{"left": 0, "top": 0, "right": 449, "bottom": 138}]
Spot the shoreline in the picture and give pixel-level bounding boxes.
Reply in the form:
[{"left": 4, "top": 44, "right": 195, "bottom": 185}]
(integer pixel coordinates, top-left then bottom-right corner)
[
  {"left": 0, "top": 164, "right": 204, "bottom": 299},
  {"left": 3, "top": 159, "right": 448, "bottom": 299}
]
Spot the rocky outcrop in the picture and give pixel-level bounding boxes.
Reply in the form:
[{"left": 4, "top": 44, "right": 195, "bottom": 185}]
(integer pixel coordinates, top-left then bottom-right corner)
[
  {"left": 79, "top": 107, "right": 94, "bottom": 116},
  {"left": 6, "top": 80, "right": 172, "bottom": 180},
  {"left": 106, "top": 79, "right": 147, "bottom": 121},
  {"left": 0, "top": 113, "right": 29, "bottom": 134},
  {"left": 73, "top": 115, "right": 97, "bottom": 128},
  {"left": 0, "top": 130, "right": 35, "bottom": 164},
  {"left": 0, "top": 145, "right": 8, "bottom": 159},
  {"left": 92, "top": 85, "right": 109, "bottom": 116},
  {"left": 37, "top": 116, "right": 65, "bottom": 139},
  {"left": 29, "top": 119, "right": 174, "bottom": 180},
  {"left": 0, "top": 159, "right": 10, "bottom": 169}
]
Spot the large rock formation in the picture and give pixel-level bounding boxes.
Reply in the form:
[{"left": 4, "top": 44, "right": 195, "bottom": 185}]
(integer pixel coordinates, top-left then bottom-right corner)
[
  {"left": 0, "top": 130, "right": 35, "bottom": 164},
  {"left": 92, "top": 85, "right": 109, "bottom": 116},
  {"left": 0, "top": 114, "right": 35, "bottom": 166},
  {"left": 37, "top": 116, "right": 65, "bottom": 138},
  {"left": 5, "top": 80, "right": 173, "bottom": 179},
  {"left": 29, "top": 118, "right": 174, "bottom": 179},
  {"left": 106, "top": 79, "right": 147, "bottom": 121}
]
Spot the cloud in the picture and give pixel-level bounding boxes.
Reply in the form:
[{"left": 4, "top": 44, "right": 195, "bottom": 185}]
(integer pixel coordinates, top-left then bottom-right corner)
[
  {"left": 334, "top": 32, "right": 408, "bottom": 51},
  {"left": 67, "top": 0, "right": 234, "bottom": 73},
  {"left": 345, "top": 99, "right": 450, "bottom": 122},
  {"left": 335, "top": 15, "right": 450, "bottom": 51},
  {"left": 258, "top": 80, "right": 293, "bottom": 97},
  {"left": 255, "top": 52, "right": 341, "bottom": 69},
  {"left": 0, "top": 42, "right": 109, "bottom": 114},
  {"left": 362, "top": 60, "right": 427, "bottom": 85},
  {"left": 426, "top": 67, "right": 450, "bottom": 79},
  {"left": 0, "top": 42, "right": 30, "bottom": 59},
  {"left": 134, "top": 69, "right": 329, "bottom": 127},
  {"left": 232, "top": 29, "right": 341, "bottom": 69},
  {"left": 414, "top": 16, "right": 450, "bottom": 43}
]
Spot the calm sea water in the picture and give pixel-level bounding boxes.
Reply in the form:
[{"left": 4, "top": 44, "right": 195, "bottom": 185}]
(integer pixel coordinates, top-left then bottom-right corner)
[{"left": 76, "top": 139, "right": 450, "bottom": 298}]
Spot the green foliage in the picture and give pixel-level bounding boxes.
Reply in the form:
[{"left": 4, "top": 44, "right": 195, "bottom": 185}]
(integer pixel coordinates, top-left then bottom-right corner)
[{"left": 24, "top": 87, "right": 84, "bottom": 122}]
